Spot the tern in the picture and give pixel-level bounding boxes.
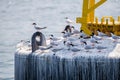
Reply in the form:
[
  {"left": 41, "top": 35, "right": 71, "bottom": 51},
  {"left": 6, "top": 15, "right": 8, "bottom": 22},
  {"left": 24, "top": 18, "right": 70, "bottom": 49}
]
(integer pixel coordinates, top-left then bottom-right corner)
[
  {"left": 32, "top": 23, "right": 47, "bottom": 31},
  {"left": 65, "top": 17, "right": 73, "bottom": 24},
  {"left": 71, "top": 26, "right": 80, "bottom": 34},
  {"left": 96, "top": 46, "right": 107, "bottom": 52},
  {"left": 91, "top": 32, "right": 102, "bottom": 40},
  {"left": 111, "top": 33, "right": 120, "bottom": 39},
  {"left": 49, "top": 34, "right": 60, "bottom": 41},
  {"left": 97, "top": 29, "right": 107, "bottom": 37},
  {"left": 79, "top": 30, "right": 88, "bottom": 38},
  {"left": 90, "top": 36, "right": 99, "bottom": 44},
  {"left": 71, "top": 47, "right": 81, "bottom": 52},
  {"left": 16, "top": 40, "right": 31, "bottom": 51},
  {"left": 83, "top": 42, "right": 95, "bottom": 52}
]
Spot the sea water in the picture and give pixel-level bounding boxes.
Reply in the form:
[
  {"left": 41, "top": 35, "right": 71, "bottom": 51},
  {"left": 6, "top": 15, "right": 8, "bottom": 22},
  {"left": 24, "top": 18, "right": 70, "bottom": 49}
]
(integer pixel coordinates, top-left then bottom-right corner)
[{"left": 0, "top": 0, "right": 120, "bottom": 80}]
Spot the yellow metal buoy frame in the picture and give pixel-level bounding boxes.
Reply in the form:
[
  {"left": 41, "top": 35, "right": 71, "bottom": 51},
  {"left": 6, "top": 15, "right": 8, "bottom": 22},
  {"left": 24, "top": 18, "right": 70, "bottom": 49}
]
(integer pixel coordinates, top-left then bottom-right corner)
[{"left": 76, "top": 0, "right": 120, "bottom": 36}]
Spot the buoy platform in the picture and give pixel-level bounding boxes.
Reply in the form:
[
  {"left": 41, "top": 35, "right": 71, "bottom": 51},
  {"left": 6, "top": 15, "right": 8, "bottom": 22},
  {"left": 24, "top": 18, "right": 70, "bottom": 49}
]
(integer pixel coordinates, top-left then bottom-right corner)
[{"left": 87, "top": 16, "right": 120, "bottom": 36}]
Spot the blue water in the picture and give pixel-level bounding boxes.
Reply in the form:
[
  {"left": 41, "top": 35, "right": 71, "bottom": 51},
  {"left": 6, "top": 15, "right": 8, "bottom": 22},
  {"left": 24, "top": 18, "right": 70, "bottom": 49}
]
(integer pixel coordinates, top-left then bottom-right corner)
[{"left": 0, "top": 0, "right": 120, "bottom": 80}]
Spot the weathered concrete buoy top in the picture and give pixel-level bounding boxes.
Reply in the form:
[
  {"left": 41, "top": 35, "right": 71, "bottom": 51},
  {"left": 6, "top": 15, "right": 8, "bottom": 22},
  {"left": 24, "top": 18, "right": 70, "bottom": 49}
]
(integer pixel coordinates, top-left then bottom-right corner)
[{"left": 16, "top": 32, "right": 120, "bottom": 59}]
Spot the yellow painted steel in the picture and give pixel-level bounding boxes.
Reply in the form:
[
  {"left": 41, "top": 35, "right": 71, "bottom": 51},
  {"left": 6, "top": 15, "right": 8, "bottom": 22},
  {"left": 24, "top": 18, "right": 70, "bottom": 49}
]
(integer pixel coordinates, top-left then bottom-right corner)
[
  {"left": 101, "top": 16, "right": 114, "bottom": 23},
  {"left": 95, "top": 17, "right": 98, "bottom": 24},
  {"left": 76, "top": 0, "right": 107, "bottom": 36},
  {"left": 118, "top": 16, "right": 120, "bottom": 22},
  {"left": 88, "top": 16, "right": 120, "bottom": 36},
  {"left": 76, "top": 0, "right": 120, "bottom": 36},
  {"left": 81, "top": 0, "right": 91, "bottom": 35},
  {"left": 87, "top": 0, "right": 95, "bottom": 22}
]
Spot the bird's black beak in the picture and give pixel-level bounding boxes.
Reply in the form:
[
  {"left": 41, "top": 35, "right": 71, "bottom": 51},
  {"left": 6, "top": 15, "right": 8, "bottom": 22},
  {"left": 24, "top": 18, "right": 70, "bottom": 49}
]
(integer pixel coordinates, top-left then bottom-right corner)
[
  {"left": 50, "top": 34, "right": 53, "bottom": 37},
  {"left": 61, "top": 31, "right": 65, "bottom": 34},
  {"left": 79, "top": 36, "right": 83, "bottom": 39},
  {"left": 83, "top": 42, "right": 87, "bottom": 45},
  {"left": 63, "top": 41, "right": 66, "bottom": 45}
]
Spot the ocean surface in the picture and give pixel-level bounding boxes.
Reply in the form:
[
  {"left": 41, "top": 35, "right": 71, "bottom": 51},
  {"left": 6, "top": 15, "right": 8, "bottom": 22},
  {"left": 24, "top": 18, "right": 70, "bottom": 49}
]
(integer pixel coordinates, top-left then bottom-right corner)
[{"left": 0, "top": 0, "right": 120, "bottom": 80}]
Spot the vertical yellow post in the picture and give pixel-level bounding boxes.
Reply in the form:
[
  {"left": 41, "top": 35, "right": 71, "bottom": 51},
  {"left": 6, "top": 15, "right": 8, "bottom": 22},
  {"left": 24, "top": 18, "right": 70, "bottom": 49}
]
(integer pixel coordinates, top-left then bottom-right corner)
[
  {"left": 88, "top": 0, "right": 95, "bottom": 22},
  {"left": 106, "top": 19, "right": 108, "bottom": 31},
  {"left": 81, "top": 0, "right": 92, "bottom": 35},
  {"left": 95, "top": 17, "right": 98, "bottom": 24},
  {"left": 76, "top": 0, "right": 107, "bottom": 36},
  {"left": 101, "top": 18, "right": 104, "bottom": 24},
  {"left": 113, "top": 19, "right": 115, "bottom": 32},
  {"left": 95, "top": 17, "right": 98, "bottom": 30},
  {"left": 118, "top": 16, "right": 120, "bottom": 22}
]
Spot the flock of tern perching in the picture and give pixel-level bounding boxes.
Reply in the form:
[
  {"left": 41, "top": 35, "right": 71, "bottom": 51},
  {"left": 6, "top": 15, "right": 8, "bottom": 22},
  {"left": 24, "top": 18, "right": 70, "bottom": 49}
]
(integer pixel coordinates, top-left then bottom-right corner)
[{"left": 16, "top": 17, "right": 120, "bottom": 57}]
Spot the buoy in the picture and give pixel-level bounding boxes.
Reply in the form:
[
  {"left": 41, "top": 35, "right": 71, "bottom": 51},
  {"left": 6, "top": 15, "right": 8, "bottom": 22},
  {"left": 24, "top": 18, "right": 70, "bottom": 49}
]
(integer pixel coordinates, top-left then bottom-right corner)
[{"left": 15, "top": 0, "right": 120, "bottom": 80}]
